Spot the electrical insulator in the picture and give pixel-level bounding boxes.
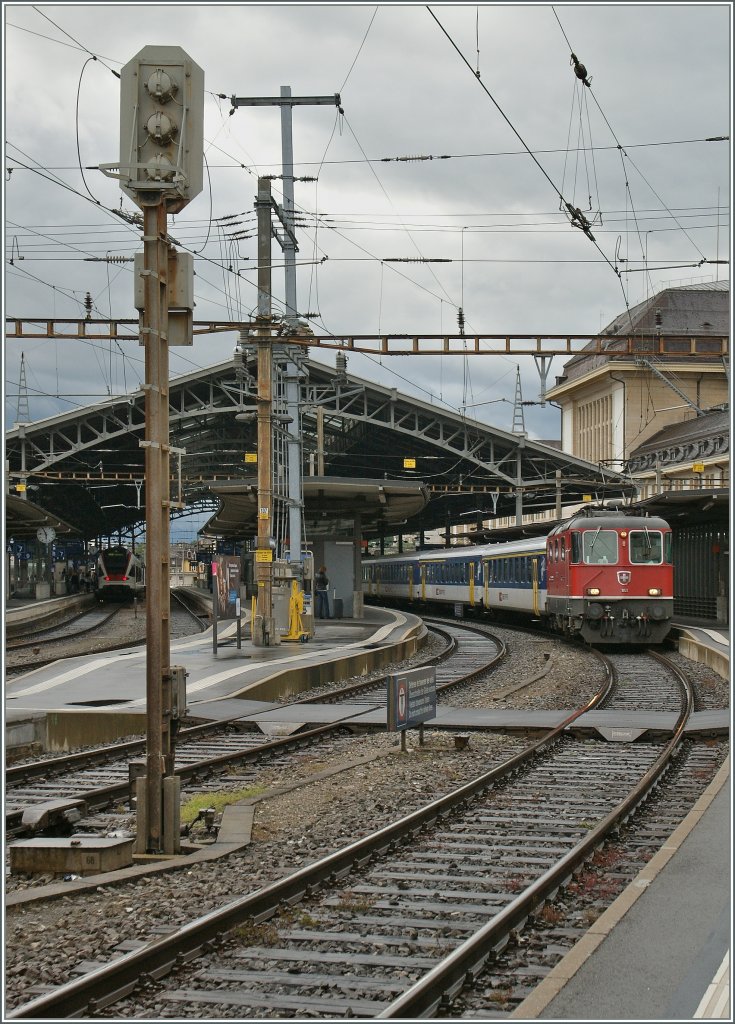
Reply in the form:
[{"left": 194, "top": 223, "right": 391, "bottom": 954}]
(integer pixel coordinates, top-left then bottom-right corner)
[
  {"left": 335, "top": 351, "right": 347, "bottom": 378},
  {"left": 655, "top": 309, "right": 662, "bottom": 327},
  {"left": 84, "top": 293, "right": 93, "bottom": 320},
  {"left": 457, "top": 307, "right": 465, "bottom": 336}
]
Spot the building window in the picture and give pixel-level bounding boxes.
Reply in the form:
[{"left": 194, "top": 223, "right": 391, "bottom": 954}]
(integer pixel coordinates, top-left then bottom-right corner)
[{"left": 577, "top": 394, "right": 612, "bottom": 462}]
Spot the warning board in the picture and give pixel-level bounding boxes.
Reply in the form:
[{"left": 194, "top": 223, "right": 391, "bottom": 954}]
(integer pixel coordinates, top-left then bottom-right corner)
[{"left": 387, "top": 667, "right": 437, "bottom": 732}]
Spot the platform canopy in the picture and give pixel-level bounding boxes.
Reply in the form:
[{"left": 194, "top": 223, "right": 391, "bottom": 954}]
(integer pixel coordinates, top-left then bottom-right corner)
[
  {"left": 5, "top": 493, "right": 79, "bottom": 540},
  {"left": 4, "top": 352, "right": 633, "bottom": 541},
  {"left": 201, "top": 477, "right": 431, "bottom": 540}
]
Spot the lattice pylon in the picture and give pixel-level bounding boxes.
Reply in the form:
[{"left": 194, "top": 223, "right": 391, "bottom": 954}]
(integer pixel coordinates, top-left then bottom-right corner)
[
  {"left": 15, "top": 352, "right": 30, "bottom": 425},
  {"left": 512, "top": 365, "right": 526, "bottom": 433}
]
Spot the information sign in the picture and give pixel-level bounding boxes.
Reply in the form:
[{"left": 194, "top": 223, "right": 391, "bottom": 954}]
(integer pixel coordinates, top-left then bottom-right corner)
[
  {"left": 387, "top": 666, "right": 437, "bottom": 732},
  {"left": 214, "top": 555, "right": 241, "bottom": 621},
  {"left": 255, "top": 549, "right": 273, "bottom": 563}
]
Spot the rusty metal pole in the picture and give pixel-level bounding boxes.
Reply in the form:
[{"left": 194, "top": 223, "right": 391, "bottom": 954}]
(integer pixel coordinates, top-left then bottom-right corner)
[
  {"left": 253, "top": 178, "right": 275, "bottom": 647},
  {"left": 141, "top": 198, "right": 171, "bottom": 851}
]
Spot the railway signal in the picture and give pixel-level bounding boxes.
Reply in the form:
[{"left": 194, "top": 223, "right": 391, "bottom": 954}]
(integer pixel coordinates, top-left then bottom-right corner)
[{"left": 101, "top": 45, "right": 204, "bottom": 857}]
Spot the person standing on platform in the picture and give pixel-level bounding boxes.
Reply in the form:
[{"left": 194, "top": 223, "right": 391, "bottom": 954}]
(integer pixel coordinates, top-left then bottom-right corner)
[{"left": 315, "top": 565, "right": 331, "bottom": 619}]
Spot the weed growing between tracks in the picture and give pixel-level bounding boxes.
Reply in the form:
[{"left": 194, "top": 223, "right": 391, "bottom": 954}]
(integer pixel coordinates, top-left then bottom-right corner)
[{"left": 180, "top": 786, "right": 266, "bottom": 825}]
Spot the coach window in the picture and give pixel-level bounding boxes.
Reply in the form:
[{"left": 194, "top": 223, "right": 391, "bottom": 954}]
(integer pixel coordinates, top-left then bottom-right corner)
[
  {"left": 560, "top": 540, "right": 566, "bottom": 562},
  {"left": 630, "top": 530, "right": 663, "bottom": 563}
]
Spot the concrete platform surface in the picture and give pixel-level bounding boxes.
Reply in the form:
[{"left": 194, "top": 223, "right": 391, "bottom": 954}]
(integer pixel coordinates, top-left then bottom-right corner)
[{"left": 4, "top": 607, "right": 424, "bottom": 715}]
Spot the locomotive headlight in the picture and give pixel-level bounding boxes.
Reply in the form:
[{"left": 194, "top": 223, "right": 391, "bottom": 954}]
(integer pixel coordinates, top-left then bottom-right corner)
[
  {"left": 648, "top": 588, "right": 662, "bottom": 596},
  {"left": 586, "top": 587, "right": 601, "bottom": 596}
]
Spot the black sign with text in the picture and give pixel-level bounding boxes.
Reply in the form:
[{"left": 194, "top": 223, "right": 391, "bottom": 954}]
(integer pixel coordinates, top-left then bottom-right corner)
[{"left": 387, "top": 667, "right": 437, "bottom": 732}]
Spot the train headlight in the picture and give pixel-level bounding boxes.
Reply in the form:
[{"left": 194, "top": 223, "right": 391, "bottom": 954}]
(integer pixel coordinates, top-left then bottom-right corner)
[
  {"left": 586, "top": 587, "right": 601, "bottom": 596},
  {"left": 650, "top": 604, "right": 666, "bottom": 619},
  {"left": 648, "top": 588, "right": 662, "bottom": 596}
]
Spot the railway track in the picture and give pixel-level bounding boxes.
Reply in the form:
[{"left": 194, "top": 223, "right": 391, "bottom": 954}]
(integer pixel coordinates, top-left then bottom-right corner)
[
  {"left": 9, "top": 648, "right": 714, "bottom": 1020},
  {"left": 5, "top": 605, "right": 121, "bottom": 652},
  {"left": 4, "top": 592, "right": 205, "bottom": 677},
  {"left": 6, "top": 621, "right": 502, "bottom": 839}
]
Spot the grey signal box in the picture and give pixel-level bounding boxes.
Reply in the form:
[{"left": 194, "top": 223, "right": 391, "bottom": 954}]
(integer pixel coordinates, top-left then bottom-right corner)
[{"left": 119, "top": 46, "right": 204, "bottom": 212}]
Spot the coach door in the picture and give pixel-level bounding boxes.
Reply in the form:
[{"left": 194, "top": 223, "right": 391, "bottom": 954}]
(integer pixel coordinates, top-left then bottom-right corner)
[
  {"left": 469, "top": 560, "right": 475, "bottom": 607},
  {"left": 531, "top": 556, "right": 540, "bottom": 615}
]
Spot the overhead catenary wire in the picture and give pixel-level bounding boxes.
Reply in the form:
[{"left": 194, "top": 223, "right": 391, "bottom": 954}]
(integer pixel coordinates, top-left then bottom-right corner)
[
  {"left": 551, "top": 8, "right": 708, "bottom": 273},
  {"left": 425, "top": 6, "right": 626, "bottom": 287}
]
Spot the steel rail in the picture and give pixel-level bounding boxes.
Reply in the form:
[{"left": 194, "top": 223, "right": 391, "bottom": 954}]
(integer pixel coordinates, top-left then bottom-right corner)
[
  {"left": 8, "top": 659, "right": 615, "bottom": 1020},
  {"left": 377, "top": 651, "right": 694, "bottom": 1018},
  {"left": 5, "top": 718, "right": 365, "bottom": 837},
  {"left": 5, "top": 604, "right": 119, "bottom": 647}
]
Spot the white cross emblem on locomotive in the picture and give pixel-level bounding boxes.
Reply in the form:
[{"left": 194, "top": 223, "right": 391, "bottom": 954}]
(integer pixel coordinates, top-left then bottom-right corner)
[{"left": 617, "top": 570, "right": 631, "bottom": 585}]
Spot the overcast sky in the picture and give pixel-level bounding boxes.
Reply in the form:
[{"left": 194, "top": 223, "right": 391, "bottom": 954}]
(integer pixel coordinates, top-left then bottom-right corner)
[{"left": 3, "top": 2, "right": 731, "bottom": 448}]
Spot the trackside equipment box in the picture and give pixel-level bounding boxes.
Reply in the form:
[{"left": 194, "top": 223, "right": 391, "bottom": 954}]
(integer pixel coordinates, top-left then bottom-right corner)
[{"left": 387, "top": 667, "right": 437, "bottom": 732}]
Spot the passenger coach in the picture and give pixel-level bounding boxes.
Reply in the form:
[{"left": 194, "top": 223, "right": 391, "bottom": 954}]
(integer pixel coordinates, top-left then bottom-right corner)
[{"left": 363, "top": 506, "right": 674, "bottom": 646}]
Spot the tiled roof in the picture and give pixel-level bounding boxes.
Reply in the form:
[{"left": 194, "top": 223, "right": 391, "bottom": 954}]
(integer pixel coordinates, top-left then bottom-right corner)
[
  {"left": 628, "top": 406, "right": 729, "bottom": 459},
  {"left": 601, "top": 281, "right": 730, "bottom": 337},
  {"left": 555, "top": 282, "right": 730, "bottom": 382}
]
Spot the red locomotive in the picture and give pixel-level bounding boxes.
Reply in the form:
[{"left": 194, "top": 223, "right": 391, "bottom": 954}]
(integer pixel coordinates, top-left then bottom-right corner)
[{"left": 545, "top": 507, "right": 673, "bottom": 643}]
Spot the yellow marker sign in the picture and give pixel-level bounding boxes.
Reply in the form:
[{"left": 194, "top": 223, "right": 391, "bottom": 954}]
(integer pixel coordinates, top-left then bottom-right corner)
[
  {"left": 403, "top": 458, "right": 416, "bottom": 469},
  {"left": 255, "top": 549, "right": 273, "bottom": 562},
  {"left": 582, "top": 494, "right": 592, "bottom": 502},
  {"left": 244, "top": 452, "right": 257, "bottom": 463},
  {"left": 15, "top": 483, "right": 26, "bottom": 493},
  {"left": 692, "top": 462, "right": 705, "bottom": 473}
]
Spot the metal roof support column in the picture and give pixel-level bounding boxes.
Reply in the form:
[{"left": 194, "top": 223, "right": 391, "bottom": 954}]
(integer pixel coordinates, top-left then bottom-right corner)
[
  {"left": 352, "top": 510, "right": 363, "bottom": 619},
  {"left": 280, "top": 87, "right": 303, "bottom": 575},
  {"left": 555, "top": 470, "right": 562, "bottom": 519},
  {"left": 515, "top": 446, "right": 524, "bottom": 526},
  {"left": 253, "top": 178, "right": 277, "bottom": 647}
]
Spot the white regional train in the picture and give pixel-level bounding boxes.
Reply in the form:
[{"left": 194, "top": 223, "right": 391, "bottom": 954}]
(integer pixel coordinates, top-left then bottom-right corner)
[{"left": 96, "top": 546, "right": 146, "bottom": 601}]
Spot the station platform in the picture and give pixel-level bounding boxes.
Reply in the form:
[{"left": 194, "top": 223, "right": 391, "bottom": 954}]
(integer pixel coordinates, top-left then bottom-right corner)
[
  {"left": 5, "top": 611, "right": 729, "bottom": 750},
  {"left": 4, "top": 607, "right": 426, "bottom": 748}
]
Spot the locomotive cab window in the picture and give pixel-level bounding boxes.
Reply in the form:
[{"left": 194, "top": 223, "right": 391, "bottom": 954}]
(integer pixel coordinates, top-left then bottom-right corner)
[
  {"left": 571, "top": 532, "right": 582, "bottom": 563},
  {"left": 629, "top": 530, "right": 663, "bottom": 564},
  {"left": 582, "top": 529, "right": 618, "bottom": 565}
]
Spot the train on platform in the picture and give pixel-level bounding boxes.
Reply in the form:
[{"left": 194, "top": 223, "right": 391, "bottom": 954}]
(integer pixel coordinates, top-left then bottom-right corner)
[
  {"left": 95, "top": 546, "right": 146, "bottom": 601},
  {"left": 362, "top": 507, "right": 674, "bottom": 645}
]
